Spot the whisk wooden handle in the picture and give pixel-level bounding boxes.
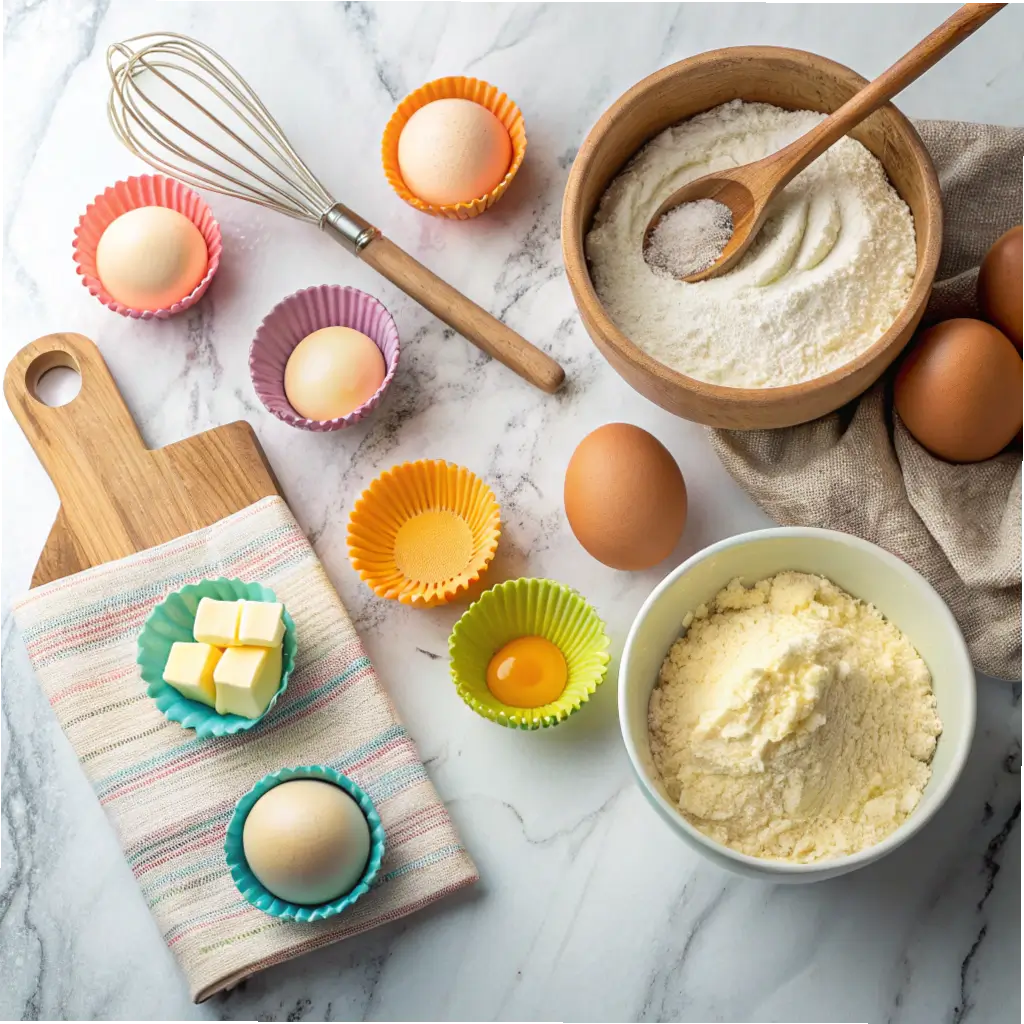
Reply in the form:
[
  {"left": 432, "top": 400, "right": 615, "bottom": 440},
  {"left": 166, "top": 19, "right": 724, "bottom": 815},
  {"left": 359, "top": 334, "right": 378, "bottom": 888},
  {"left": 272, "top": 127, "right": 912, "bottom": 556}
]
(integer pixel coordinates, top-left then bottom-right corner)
[{"left": 358, "top": 235, "right": 565, "bottom": 394}]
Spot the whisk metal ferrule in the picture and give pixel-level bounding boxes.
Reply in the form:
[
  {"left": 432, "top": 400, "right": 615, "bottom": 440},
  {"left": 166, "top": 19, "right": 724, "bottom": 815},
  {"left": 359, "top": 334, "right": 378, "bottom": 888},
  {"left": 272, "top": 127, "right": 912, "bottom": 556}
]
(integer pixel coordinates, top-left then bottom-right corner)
[{"left": 322, "top": 204, "right": 378, "bottom": 254}]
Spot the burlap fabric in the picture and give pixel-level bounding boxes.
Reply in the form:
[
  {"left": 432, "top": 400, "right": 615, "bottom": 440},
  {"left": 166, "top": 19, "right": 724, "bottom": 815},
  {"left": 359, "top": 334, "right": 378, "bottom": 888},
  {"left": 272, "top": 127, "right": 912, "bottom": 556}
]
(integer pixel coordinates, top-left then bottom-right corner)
[{"left": 710, "top": 120, "right": 1022, "bottom": 680}]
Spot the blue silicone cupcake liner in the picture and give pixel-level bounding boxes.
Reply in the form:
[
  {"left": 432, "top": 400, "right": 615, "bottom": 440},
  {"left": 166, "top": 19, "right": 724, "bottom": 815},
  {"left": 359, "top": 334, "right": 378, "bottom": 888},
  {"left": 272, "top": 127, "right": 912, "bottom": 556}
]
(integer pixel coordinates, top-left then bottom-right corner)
[
  {"left": 225, "top": 765, "right": 386, "bottom": 921},
  {"left": 136, "top": 577, "right": 297, "bottom": 738}
]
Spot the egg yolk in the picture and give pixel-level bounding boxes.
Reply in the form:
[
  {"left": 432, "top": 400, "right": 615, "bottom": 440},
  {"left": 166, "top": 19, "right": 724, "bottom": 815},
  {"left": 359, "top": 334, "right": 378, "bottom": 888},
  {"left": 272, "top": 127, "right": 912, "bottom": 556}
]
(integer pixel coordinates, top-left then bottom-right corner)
[{"left": 486, "top": 636, "right": 567, "bottom": 708}]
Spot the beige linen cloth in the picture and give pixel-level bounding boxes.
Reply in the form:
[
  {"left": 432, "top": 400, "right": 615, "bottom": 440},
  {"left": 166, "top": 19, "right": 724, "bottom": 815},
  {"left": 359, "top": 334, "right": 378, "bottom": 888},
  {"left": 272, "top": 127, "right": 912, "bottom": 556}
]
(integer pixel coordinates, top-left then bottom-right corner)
[
  {"left": 13, "top": 496, "right": 478, "bottom": 1001},
  {"left": 710, "top": 120, "right": 1023, "bottom": 680}
]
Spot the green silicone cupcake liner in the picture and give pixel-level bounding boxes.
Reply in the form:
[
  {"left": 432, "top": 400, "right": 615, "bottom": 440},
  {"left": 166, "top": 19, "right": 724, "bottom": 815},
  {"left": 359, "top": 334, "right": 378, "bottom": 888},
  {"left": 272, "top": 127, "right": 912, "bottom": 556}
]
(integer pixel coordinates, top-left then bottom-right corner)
[
  {"left": 136, "top": 577, "right": 297, "bottom": 739},
  {"left": 225, "top": 765, "right": 386, "bottom": 922},
  {"left": 448, "top": 577, "right": 611, "bottom": 729}
]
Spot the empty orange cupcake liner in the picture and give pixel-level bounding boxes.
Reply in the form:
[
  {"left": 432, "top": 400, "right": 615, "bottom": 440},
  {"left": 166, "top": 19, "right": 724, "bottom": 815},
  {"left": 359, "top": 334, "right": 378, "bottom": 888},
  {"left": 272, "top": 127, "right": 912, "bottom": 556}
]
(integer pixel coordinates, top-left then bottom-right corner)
[
  {"left": 382, "top": 76, "right": 527, "bottom": 220},
  {"left": 347, "top": 460, "right": 501, "bottom": 607}
]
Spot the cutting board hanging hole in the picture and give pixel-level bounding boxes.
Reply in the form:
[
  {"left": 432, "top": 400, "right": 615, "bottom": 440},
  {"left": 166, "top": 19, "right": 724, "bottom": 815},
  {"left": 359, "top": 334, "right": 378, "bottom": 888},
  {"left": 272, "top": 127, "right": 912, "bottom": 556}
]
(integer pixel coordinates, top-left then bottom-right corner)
[{"left": 29, "top": 352, "right": 82, "bottom": 408}]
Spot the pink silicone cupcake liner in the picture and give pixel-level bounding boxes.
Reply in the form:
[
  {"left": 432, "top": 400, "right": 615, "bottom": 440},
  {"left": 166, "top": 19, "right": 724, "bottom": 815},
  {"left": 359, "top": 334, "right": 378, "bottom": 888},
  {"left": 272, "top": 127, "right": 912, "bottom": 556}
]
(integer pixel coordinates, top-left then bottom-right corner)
[
  {"left": 72, "top": 174, "right": 222, "bottom": 320},
  {"left": 249, "top": 284, "right": 401, "bottom": 431}
]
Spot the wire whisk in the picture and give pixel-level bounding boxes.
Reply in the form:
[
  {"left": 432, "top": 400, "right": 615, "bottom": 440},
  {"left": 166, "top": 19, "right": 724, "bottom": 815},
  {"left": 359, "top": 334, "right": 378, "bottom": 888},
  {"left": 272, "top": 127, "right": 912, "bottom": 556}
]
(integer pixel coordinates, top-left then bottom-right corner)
[{"left": 106, "top": 32, "right": 563, "bottom": 393}]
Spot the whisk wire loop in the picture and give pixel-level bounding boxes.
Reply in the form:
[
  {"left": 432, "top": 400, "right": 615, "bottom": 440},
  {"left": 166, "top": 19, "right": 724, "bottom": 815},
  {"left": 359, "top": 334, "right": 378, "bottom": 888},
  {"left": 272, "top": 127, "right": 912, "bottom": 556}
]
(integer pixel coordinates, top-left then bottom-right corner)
[{"left": 107, "top": 32, "right": 337, "bottom": 223}]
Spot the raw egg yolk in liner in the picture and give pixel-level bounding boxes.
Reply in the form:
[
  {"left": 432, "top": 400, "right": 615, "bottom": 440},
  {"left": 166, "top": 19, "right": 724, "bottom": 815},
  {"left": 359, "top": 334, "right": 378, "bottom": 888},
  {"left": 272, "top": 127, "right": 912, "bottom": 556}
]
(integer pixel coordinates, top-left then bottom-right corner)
[{"left": 486, "top": 636, "right": 567, "bottom": 707}]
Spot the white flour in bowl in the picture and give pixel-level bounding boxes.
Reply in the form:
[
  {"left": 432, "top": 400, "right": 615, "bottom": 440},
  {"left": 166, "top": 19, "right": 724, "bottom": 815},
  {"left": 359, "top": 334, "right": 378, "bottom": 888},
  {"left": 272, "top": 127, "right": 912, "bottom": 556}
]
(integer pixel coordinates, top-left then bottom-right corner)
[{"left": 585, "top": 101, "right": 918, "bottom": 389}]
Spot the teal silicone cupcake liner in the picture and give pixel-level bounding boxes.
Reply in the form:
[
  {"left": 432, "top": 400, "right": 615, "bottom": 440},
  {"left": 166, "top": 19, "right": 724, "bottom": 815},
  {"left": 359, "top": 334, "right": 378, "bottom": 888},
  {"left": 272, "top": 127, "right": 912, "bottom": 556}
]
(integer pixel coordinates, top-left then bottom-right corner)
[
  {"left": 448, "top": 577, "right": 611, "bottom": 729},
  {"left": 136, "top": 577, "right": 297, "bottom": 739},
  {"left": 225, "top": 764, "right": 386, "bottom": 922}
]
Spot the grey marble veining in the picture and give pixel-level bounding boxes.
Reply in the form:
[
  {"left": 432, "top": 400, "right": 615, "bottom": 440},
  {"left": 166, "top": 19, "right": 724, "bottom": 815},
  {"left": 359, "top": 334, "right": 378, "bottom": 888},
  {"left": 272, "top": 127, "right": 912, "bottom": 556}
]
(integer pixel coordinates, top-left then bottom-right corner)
[{"left": 2, "top": 2, "right": 1021, "bottom": 1021}]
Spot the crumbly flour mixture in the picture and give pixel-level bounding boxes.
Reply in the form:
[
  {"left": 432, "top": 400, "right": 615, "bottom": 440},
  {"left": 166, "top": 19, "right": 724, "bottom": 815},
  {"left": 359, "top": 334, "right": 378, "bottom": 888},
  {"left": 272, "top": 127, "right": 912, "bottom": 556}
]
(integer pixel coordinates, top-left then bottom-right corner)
[
  {"left": 648, "top": 572, "right": 942, "bottom": 863},
  {"left": 586, "top": 101, "right": 918, "bottom": 388}
]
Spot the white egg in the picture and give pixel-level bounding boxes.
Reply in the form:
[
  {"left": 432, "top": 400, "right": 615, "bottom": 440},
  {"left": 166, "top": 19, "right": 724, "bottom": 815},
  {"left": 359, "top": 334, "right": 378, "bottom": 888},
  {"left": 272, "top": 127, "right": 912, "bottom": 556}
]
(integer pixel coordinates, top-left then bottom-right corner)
[
  {"left": 398, "top": 98, "right": 512, "bottom": 206},
  {"left": 242, "top": 779, "right": 371, "bottom": 905},
  {"left": 284, "top": 326, "right": 386, "bottom": 421},
  {"left": 96, "top": 206, "right": 208, "bottom": 310}
]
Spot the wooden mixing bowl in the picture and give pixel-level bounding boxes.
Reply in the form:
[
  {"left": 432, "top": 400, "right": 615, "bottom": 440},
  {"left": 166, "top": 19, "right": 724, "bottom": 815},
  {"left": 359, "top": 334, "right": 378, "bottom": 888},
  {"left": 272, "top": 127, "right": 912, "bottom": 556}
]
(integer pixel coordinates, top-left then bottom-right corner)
[{"left": 561, "top": 47, "right": 942, "bottom": 429}]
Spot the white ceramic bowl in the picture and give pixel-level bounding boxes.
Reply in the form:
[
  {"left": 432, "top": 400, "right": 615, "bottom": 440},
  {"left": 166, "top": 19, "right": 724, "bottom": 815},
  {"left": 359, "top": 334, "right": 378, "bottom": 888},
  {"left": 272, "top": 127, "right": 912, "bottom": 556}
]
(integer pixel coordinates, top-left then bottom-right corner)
[{"left": 619, "top": 527, "right": 975, "bottom": 883}]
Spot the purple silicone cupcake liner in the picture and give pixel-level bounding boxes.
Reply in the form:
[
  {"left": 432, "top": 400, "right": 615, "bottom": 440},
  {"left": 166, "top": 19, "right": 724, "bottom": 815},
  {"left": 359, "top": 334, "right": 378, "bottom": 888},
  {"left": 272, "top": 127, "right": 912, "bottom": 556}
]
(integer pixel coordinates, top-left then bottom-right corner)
[{"left": 249, "top": 284, "right": 400, "bottom": 431}]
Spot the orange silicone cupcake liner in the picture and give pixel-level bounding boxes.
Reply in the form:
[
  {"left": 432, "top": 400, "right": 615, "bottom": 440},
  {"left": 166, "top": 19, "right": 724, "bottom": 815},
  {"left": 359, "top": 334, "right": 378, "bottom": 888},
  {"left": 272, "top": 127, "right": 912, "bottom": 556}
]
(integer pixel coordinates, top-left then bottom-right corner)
[
  {"left": 347, "top": 460, "right": 501, "bottom": 607},
  {"left": 382, "top": 76, "right": 527, "bottom": 220}
]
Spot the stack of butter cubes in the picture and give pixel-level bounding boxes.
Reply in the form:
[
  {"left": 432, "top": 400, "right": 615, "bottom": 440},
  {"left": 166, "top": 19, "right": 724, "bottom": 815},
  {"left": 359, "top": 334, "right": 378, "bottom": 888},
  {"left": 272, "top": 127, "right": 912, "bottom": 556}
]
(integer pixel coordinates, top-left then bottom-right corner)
[{"left": 163, "top": 598, "right": 286, "bottom": 719}]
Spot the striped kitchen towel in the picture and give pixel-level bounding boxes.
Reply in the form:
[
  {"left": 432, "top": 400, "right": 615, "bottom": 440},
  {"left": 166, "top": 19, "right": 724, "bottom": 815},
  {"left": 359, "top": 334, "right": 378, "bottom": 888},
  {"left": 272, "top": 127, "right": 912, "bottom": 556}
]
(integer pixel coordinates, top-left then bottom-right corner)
[{"left": 12, "top": 495, "right": 478, "bottom": 1002}]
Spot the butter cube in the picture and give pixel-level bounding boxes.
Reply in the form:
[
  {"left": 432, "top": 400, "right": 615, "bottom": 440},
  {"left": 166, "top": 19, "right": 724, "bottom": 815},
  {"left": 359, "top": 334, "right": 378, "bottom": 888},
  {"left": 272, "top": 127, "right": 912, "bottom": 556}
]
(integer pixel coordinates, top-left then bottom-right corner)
[
  {"left": 238, "top": 601, "right": 285, "bottom": 648},
  {"left": 214, "top": 645, "right": 283, "bottom": 719},
  {"left": 193, "top": 598, "right": 242, "bottom": 647},
  {"left": 162, "top": 642, "right": 222, "bottom": 707}
]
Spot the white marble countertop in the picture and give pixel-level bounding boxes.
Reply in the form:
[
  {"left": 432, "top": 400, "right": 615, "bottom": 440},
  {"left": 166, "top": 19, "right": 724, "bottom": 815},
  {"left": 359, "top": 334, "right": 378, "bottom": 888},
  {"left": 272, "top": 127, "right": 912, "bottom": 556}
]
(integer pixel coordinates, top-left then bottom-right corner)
[{"left": 2, "top": 2, "right": 1021, "bottom": 1021}]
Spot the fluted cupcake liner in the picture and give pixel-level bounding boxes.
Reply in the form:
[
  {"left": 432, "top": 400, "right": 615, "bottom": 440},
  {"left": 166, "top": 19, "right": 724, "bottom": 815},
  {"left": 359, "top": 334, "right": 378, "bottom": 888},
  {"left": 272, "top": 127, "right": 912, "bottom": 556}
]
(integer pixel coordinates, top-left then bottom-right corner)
[
  {"left": 348, "top": 460, "right": 501, "bottom": 607},
  {"left": 382, "top": 76, "right": 527, "bottom": 220},
  {"left": 249, "top": 284, "right": 401, "bottom": 431},
  {"left": 72, "top": 174, "right": 222, "bottom": 319},
  {"left": 448, "top": 578, "right": 611, "bottom": 729},
  {"left": 225, "top": 765, "right": 385, "bottom": 922}
]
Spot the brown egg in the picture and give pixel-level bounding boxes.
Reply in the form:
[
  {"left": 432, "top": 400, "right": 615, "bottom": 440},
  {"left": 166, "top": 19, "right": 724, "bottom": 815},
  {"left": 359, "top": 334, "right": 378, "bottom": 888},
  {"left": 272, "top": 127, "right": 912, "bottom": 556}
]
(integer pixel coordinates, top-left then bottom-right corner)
[
  {"left": 564, "top": 423, "right": 687, "bottom": 570},
  {"left": 978, "top": 225, "right": 1022, "bottom": 350},
  {"left": 894, "top": 318, "right": 1023, "bottom": 463}
]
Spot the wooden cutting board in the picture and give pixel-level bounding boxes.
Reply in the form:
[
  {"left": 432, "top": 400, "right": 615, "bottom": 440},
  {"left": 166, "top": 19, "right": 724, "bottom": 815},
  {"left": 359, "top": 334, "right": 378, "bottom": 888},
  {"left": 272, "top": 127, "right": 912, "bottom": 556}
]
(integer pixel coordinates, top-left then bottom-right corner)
[{"left": 4, "top": 332, "right": 282, "bottom": 588}]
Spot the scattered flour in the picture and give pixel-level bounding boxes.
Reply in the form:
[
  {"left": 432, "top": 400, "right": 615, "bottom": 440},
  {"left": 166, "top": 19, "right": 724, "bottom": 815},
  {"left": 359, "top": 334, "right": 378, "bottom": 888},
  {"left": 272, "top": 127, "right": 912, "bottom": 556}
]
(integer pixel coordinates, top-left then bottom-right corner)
[
  {"left": 648, "top": 572, "right": 942, "bottom": 863},
  {"left": 645, "top": 199, "right": 733, "bottom": 278},
  {"left": 586, "top": 101, "right": 918, "bottom": 388}
]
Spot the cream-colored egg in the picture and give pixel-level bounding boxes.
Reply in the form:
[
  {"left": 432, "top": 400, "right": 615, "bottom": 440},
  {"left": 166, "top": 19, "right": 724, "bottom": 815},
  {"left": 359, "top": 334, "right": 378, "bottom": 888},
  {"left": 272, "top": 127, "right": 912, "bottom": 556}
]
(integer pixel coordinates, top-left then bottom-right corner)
[
  {"left": 284, "top": 326, "right": 386, "bottom": 420},
  {"left": 397, "top": 98, "right": 512, "bottom": 206},
  {"left": 242, "top": 780, "right": 371, "bottom": 905},
  {"left": 95, "top": 206, "right": 208, "bottom": 310}
]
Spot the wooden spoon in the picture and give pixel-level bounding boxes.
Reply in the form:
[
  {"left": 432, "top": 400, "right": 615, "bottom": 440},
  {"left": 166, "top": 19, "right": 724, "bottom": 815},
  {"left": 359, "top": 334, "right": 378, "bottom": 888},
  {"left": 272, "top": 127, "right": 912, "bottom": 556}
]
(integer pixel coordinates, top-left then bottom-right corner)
[{"left": 644, "top": 3, "right": 1005, "bottom": 283}]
